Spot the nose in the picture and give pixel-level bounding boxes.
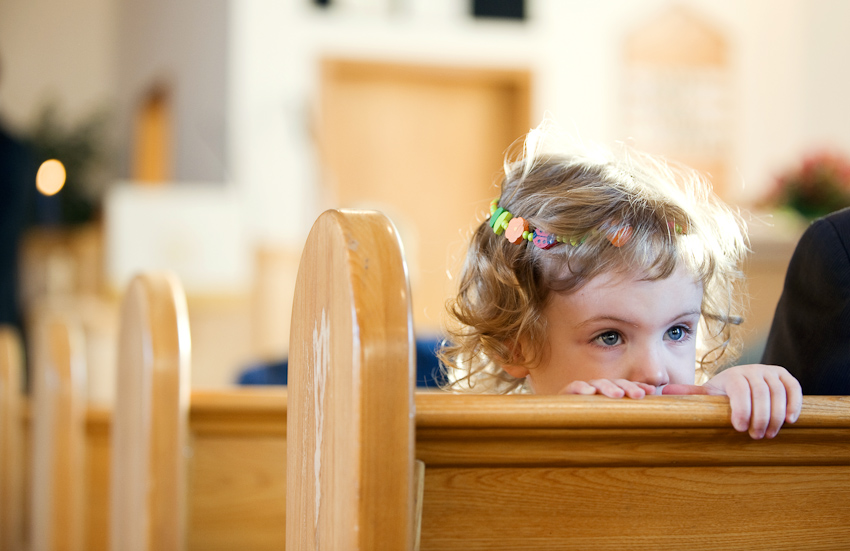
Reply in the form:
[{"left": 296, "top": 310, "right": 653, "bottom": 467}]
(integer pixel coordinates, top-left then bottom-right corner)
[{"left": 625, "top": 346, "right": 670, "bottom": 388}]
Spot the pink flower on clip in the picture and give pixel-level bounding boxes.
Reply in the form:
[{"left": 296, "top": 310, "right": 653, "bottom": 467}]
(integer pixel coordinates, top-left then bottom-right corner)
[{"left": 505, "top": 217, "right": 529, "bottom": 244}]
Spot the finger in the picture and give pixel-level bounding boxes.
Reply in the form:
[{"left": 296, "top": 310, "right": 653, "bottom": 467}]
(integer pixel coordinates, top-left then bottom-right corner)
[
  {"left": 559, "top": 381, "right": 598, "bottom": 395},
  {"left": 723, "top": 375, "right": 752, "bottom": 434},
  {"left": 588, "top": 379, "right": 625, "bottom": 398},
  {"left": 636, "top": 382, "right": 658, "bottom": 396},
  {"left": 612, "top": 379, "right": 648, "bottom": 399},
  {"left": 662, "top": 384, "right": 709, "bottom": 395},
  {"left": 764, "top": 373, "right": 788, "bottom": 439},
  {"left": 745, "top": 373, "right": 771, "bottom": 439},
  {"left": 781, "top": 372, "right": 803, "bottom": 424}
]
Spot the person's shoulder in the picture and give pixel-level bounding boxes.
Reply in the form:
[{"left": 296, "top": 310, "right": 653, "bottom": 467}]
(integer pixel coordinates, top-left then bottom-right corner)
[
  {"left": 799, "top": 208, "right": 850, "bottom": 253},
  {"left": 819, "top": 207, "right": 850, "bottom": 234},
  {"left": 797, "top": 208, "right": 850, "bottom": 245},
  {"left": 795, "top": 209, "right": 850, "bottom": 268}
]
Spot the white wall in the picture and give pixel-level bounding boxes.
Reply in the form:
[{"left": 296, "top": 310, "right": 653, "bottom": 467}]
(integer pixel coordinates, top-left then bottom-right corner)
[
  {"left": 114, "top": 0, "right": 229, "bottom": 182},
  {"left": 0, "top": 0, "right": 117, "bottom": 131},
  {"left": 228, "top": 0, "right": 547, "bottom": 246},
  {"left": 228, "top": 0, "right": 850, "bottom": 247},
  {"left": 801, "top": 0, "right": 850, "bottom": 152},
  {"left": 4, "top": 0, "right": 850, "bottom": 242}
]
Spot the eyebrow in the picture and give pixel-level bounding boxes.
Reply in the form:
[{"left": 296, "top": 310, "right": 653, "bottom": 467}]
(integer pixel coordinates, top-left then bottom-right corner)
[{"left": 576, "top": 309, "right": 702, "bottom": 329}]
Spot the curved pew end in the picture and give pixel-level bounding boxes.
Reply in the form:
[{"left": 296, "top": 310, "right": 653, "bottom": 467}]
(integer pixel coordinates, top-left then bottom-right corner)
[
  {"left": 111, "top": 272, "right": 190, "bottom": 551},
  {"left": 29, "top": 314, "right": 87, "bottom": 551},
  {"left": 0, "top": 326, "right": 25, "bottom": 551},
  {"left": 287, "top": 209, "right": 415, "bottom": 550}
]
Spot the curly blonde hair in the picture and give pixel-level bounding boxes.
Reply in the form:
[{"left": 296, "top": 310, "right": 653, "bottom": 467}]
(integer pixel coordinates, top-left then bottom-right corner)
[{"left": 440, "top": 123, "right": 748, "bottom": 394}]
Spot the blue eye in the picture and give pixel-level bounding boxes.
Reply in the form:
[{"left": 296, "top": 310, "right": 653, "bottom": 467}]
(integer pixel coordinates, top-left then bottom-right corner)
[
  {"left": 595, "top": 331, "right": 621, "bottom": 346},
  {"left": 666, "top": 325, "right": 689, "bottom": 341}
]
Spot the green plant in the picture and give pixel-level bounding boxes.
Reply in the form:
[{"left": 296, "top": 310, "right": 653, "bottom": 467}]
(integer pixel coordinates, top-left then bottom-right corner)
[
  {"left": 762, "top": 151, "right": 850, "bottom": 220},
  {"left": 27, "top": 102, "right": 113, "bottom": 225}
]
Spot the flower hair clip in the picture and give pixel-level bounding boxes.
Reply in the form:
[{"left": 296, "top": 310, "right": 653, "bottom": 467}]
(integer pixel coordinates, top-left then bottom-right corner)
[
  {"left": 488, "top": 198, "right": 566, "bottom": 249},
  {"left": 487, "top": 198, "right": 685, "bottom": 249}
]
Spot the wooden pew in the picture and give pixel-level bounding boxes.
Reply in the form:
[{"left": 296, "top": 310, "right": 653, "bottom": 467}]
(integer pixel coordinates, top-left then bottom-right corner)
[
  {"left": 288, "top": 209, "right": 415, "bottom": 549},
  {"left": 107, "top": 273, "right": 288, "bottom": 551},
  {"left": 288, "top": 208, "right": 850, "bottom": 550},
  {"left": 0, "top": 325, "right": 25, "bottom": 551},
  {"left": 187, "top": 388, "right": 286, "bottom": 550},
  {"left": 75, "top": 379, "right": 850, "bottom": 550},
  {"left": 111, "top": 272, "right": 190, "bottom": 551},
  {"left": 83, "top": 388, "right": 288, "bottom": 551},
  {"left": 29, "top": 313, "right": 88, "bottom": 551},
  {"left": 413, "top": 393, "right": 850, "bottom": 550},
  {"left": 13, "top": 276, "right": 288, "bottom": 549},
  {"left": 29, "top": 269, "right": 287, "bottom": 551}
]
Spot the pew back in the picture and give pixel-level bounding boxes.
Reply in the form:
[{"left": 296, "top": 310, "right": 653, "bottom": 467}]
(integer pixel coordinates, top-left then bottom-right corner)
[
  {"left": 415, "top": 392, "right": 850, "bottom": 550},
  {"left": 80, "top": 387, "right": 289, "bottom": 551}
]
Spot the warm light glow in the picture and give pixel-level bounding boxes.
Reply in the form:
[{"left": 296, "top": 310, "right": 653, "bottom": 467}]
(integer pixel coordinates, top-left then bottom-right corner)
[{"left": 36, "top": 159, "right": 67, "bottom": 196}]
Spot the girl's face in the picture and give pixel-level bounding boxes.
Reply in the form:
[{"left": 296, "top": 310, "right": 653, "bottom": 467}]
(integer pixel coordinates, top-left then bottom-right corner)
[{"left": 506, "top": 265, "right": 703, "bottom": 394}]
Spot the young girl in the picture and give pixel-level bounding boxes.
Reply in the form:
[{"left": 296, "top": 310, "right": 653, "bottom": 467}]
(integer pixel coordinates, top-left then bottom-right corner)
[{"left": 441, "top": 121, "right": 802, "bottom": 440}]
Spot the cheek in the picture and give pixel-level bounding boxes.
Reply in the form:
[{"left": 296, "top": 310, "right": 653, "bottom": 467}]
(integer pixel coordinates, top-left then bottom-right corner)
[
  {"left": 667, "top": 344, "right": 698, "bottom": 384},
  {"left": 528, "top": 344, "right": 611, "bottom": 394}
]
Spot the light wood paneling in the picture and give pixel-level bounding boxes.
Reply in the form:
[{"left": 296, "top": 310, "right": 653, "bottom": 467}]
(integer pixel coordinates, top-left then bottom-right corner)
[{"left": 319, "top": 59, "right": 531, "bottom": 333}]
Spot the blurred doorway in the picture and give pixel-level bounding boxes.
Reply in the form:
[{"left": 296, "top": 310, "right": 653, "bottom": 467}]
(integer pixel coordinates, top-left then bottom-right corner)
[{"left": 319, "top": 59, "right": 531, "bottom": 334}]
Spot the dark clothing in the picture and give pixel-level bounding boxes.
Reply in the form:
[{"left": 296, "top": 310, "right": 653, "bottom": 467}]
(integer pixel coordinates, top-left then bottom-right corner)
[
  {"left": 0, "top": 124, "right": 36, "bottom": 332},
  {"left": 762, "top": 208, "right": 850, "bottom": 394}
]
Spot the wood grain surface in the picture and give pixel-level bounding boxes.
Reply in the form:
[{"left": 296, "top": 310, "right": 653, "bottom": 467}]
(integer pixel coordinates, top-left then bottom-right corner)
[
  {"left": 0, "top": 326, "right": 24, "bottom": 551},
  {"left": 29, "top": 315, "right": 87, "bottom": 551},
  {"left": 111, "top": 273, "right": 190, "bottom": 551},
  {"left": 22, "top": 389, "right": 850, "bottom": 551},
  {"left": 287, "top": 209, "right": 415, "bottom": 550}
]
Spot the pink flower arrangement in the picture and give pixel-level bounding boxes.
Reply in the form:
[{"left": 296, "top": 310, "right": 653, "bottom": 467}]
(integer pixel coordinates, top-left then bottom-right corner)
[{"left": 763, "top": 151, "right": 850, "bottom": 219}]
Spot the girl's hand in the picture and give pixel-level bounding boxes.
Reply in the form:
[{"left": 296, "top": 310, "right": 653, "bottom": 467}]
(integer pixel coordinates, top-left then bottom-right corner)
[
  {"left": 559, "top": 379, "right": 657, "bottom": 399},
  {"left": 663, "top": 364, "right": 802, "bottom": 439}
]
